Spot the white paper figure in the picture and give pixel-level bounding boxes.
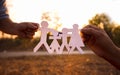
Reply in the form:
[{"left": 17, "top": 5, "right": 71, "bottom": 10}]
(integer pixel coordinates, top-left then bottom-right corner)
[
  {"left": 59, "top": 28, "right": 70, "bottom": 54},
  {"left": 33, "top": 21, "right": 54, "bottom": 53},
  {"left": 34, "top": 21, "right": 85, "bottom": 54},
  {"left": 49, "top": 30, "right": 61, "bottom": 54},
  {"left": 69, "top": 24, "right": 84, "bottom": 54}
]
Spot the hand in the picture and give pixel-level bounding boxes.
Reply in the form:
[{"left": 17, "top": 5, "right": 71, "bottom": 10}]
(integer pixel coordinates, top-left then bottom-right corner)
[
  {"left": 81, "top": 25, "right": 120, "bottom": 70},
  {"left": 0, "top": 18, "right": 39, "bottom": 39},
  {"left": 81, "top": 25, "right": 117, "bottom": 57},
  {"left": 15, "top": 22, "right": 39, "bottom": 39}
]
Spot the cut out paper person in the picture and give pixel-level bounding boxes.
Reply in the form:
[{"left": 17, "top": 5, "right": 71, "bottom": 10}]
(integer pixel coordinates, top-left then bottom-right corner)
[
  {"left": 68, "top": 24, "right": 84, "bottom": 54},
  {"left": 34, "top": 21, "right": 85, "bottom": 54},
  {"left": 49, "top": 30, "right": 61, "bottom": 54},
  {"left": 33, "top": 21, "right": 54, "bottom": 54},
  {"left": 59, "top": 28, "right": 70, "bottom": 54}
]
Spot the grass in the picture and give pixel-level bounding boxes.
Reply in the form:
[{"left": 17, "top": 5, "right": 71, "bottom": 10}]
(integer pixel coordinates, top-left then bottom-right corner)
[{"left": 0, "top": 54, "right": 120, "bottom": 75}]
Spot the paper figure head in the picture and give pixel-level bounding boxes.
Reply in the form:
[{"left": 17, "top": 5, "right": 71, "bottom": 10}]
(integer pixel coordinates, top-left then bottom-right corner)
[
  {"left": 41, "top": 21, "right": 48, "bottom": 27},
  {"left": 62, "top": 28, "right": 68, "bottom": 33},
  {"left": 73, "top": 24, "right": 79, "bottom": 28}
]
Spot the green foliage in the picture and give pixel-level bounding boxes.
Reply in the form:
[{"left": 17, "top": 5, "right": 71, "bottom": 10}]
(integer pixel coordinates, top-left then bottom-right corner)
[
  {"left": 89, "top": 13, "right": 113, "bottom": 38},
  {"left": 0, "top": 37, "right": 40, "bottom": 51},
  {"left": 88, "top": 13, "right": 120, "bottom": 47},
  {"left": 0, "top": 38, "right": 15, "bottom": 51},
  {"left": 89, "top": 13, "right": 111, "bottom": 26},
  {"left": 112, "top": 26, "right": 120, "bottom": 47}
]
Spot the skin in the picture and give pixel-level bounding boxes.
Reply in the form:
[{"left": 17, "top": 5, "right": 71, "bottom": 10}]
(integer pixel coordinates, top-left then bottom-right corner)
[
  {"left": 81, "top": 25, "right": 120, "bottom": 70},
  {"left": 0, "top": 18, "right": 39, "bottom": 39}
]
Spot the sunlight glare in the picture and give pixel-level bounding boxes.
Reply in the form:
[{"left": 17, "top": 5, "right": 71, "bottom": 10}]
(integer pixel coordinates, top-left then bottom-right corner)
[{"left": 7, "top": 0, "right": 120, "bottom": 30}]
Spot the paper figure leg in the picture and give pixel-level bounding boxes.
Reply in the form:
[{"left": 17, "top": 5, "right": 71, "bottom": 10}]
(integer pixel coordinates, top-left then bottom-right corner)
[
  {"left": 69, "top": 46, "right": 75, "bottom": 54},
  {"left": 56, "top": 47, "right": 61, "bottom": 54},
  {"left": 65, "top": 45, "right": 70, "bottom": 52},
  {"left": 44, "top": 43, "right": 53, "bottom": 54},
  {"left": 33, "top": 42, "right": 42, "bottom": 52},
  {"left": 59, "top": 44, "right": 70, "bottom": 54},
  {"left": 77, "top": 46, "right": 84, "bottom": 54},
  {"left": 59, "top": 44, "right": 64, "bottom": 54}
]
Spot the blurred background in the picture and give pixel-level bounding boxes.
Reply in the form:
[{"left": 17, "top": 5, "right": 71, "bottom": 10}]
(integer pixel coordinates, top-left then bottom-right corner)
[
  {"left": 1, "top": 0, "right": 120, "bottom": 51},
  {"left": 0, "top": 0, "right": 120, "bottom": 75}
]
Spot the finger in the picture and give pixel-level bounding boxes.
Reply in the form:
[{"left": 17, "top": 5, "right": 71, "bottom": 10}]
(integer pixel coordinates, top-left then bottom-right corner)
[
  {"left": 25, "top": 31, "right": 35, "bottom": 35},
  {"left": 83, "top": 25, "right": 100, "bottom": 30},
  {"left": 81, "top": 32, "right": 91, "bottom": 43},
  {"left": 26, "top": 23, "right": 39, "bottom": 30},
  {"left": 17, "top": 32, "right": 26, "bottom": 38},
  {"left": 31, "top": 23, "right": 39, "bottom": 29},
  {"left": 81, "top": 27, "right": 100, "bottom": 43},
  {"left": 81, "top": 27, "right": 98, "bottom": 36},
  {"left": 27, "top": 32, "right": 34, "bottom": 35},
  {"left": 84, "top": 25, "right": 105, "bottom": 33},
  {"left": 26, "top": 28, "right": 38, "bottom": 32}
]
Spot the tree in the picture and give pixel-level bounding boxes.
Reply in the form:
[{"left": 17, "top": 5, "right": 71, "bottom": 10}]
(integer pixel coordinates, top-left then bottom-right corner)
[
  {"left": 112, "top": 26, "right": 120, "bottom": 47},
  {"left": 89, "top": 13, "right": 115, "bottom": 39},
  {"left": 89, "top": 13, "right": 111, "bottom": 27},
  {"left": 41, "top": 11, "right": 62, "bottom": 30}
]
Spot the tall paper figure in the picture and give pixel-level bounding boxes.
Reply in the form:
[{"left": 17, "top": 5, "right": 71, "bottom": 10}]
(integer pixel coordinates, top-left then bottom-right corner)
[
  {"left": 69, "top": 24, "right": 84, "bottom": 54},
  {"left": 34, "top": 21, "right": 54, "bottom": 53}
]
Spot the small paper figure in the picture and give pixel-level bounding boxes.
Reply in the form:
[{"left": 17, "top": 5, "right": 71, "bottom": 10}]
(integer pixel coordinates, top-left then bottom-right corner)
[
  {"left": 33, "top": 21, "right": 53, "bottom": 53},
  {"left": 59, "top": 28, "right": 70, "bottom": 54},
  {"left": 49, "top": 30, "right": 61, "bottom": 54},
  {"left": 69, "top": 24, "right": 84, "bottom": 54}
]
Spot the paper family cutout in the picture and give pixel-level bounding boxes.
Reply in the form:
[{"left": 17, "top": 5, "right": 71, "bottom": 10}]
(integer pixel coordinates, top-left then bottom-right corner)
[{"left": 33, "top": 21, "right": 84, "bottom": 54}]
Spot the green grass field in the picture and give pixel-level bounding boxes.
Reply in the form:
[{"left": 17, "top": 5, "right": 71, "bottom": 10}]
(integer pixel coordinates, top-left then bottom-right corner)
[{"left": 0, "top": 54, "right": 120, "bottom": 75}]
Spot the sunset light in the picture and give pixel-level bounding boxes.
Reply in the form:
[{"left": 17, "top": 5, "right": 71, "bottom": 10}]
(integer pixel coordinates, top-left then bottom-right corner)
[
  {"left": 6, "top": 0, "right": 120, "bottom": 29},
  {"left": 1, "top": 1, "right": 120, "bottom": 73}
]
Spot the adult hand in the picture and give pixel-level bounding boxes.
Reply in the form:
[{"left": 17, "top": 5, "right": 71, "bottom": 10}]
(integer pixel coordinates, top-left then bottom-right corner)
[
  {"left": 15, "top": 22, "right": 39, "bottom": 39},
  {"left": 0, "top": 18, "right": 39, "bottom": 39},
  {"left": 81, "top": 25, "right": 120, "bottom": 70},
  {"left": 81, "top": 25, "right": 116, "bottom": 57}
]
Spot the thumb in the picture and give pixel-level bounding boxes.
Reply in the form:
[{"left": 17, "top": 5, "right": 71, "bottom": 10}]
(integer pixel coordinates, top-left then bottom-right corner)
[
  {"left": 27, "top": 23, "right": 39, "bottom": 30},
  {"left": 81, "top": 28, "right": 97, "bottom": 36}
]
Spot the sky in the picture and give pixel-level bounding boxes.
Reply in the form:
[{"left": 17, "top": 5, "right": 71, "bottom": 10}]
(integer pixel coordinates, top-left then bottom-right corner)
[{"left": 6, "top": 0, "right": 120, "bottom": 30}]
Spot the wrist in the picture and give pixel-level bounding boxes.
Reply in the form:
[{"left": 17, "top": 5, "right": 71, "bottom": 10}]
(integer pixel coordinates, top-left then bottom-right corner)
[
  {"left": 0, "top": 18, "right": 18, "bottom": 35},
  {"left": 103, "top": 45, "right": 120, "bottom": 69}
]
